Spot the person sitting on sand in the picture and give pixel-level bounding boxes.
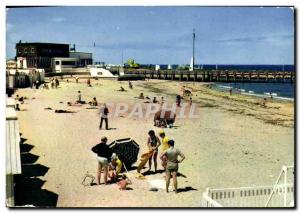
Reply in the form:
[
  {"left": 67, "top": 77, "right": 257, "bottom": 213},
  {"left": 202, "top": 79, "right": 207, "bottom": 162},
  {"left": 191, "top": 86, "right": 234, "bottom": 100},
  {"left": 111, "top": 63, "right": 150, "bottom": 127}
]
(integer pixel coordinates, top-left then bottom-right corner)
[
  {"left": 89, "top": 97, "right": 98, "bottom": 106},
  {"left": 54, "top": 109, "right": 76, "bottom": 113},
  {"left": 118, "top": 86, "right": 126, "bottom": 92},
  {"left": 160, "top": 140, "right": 185, "bottom": 193},
  {"left": 117, "top": 174, "right": 131, "bottom": 190},
  {"left": 153, "top": 97, "right": 158, "bottom": 104},
  {"left": 138, "top": 92, "right": 144, "bottom": 99},
  {"left": 159, "top": 130, "right": 170, "bottom": 170},
  {"left": 91, "top": 136, "right": 113, "bottom": 185},
  {"left": 75, "top": 76, "right": 79, "bottom": 83},
  {"left": 129, "top": 81, "right": 133, "bottom": 89},
  {"left": 87, "top": 78, "right": 91, "bottom": 87},
  {"left": 147, "top": 130, "right": 161, "bottom": 173},
  {"left": 109, "top": 153, "right": 123, "bottom": 183}
]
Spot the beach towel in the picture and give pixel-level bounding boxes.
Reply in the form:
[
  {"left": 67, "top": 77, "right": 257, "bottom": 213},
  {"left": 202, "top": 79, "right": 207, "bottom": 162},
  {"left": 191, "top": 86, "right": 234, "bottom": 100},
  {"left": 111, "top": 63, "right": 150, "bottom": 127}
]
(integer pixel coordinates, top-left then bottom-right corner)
[{"left": 137, "top": 150, "right": 153, "bottom": 173}]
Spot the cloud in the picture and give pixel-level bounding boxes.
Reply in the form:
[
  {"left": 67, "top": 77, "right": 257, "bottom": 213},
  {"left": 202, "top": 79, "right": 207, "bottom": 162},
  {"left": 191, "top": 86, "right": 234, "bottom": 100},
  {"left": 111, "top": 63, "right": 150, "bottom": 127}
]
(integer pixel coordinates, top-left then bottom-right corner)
[
  {"left": 216, "top": 34, "right": 293, "bottom": 44},
  {"left": 51, "top": 17, "right": 66, "bottom": 23}
]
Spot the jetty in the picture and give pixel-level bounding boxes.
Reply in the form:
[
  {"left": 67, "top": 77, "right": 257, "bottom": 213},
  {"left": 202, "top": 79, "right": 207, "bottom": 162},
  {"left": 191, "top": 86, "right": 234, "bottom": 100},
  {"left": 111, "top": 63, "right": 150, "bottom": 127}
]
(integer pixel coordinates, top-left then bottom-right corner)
[{"left": 123, "top": 69, "right": 294, "bottom": 83}]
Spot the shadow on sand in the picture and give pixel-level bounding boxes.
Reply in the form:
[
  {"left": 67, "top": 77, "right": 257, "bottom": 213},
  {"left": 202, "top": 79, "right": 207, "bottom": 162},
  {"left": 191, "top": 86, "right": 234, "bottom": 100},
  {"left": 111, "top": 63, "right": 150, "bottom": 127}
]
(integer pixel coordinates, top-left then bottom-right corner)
[
  {"left": 177, "top": 186, "right": 197, "bottom": 193},
  {"left": 13, "top": 136, "right": 58, "bottom": 207}
]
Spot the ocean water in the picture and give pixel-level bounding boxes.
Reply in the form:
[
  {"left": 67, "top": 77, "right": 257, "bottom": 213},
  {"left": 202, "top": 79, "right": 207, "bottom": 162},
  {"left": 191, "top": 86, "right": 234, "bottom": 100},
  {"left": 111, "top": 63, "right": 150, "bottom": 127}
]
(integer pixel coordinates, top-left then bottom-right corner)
[{"left": 215, "top": 82, "right": 295, "bottom": 100}]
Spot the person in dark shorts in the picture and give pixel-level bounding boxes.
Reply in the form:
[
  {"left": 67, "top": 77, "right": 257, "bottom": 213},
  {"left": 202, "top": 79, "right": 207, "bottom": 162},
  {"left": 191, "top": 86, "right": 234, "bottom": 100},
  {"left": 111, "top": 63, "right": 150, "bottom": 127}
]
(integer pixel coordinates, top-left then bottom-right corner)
[
  {"left": 99, "top": 103, "right": 109, "bottom": 130},
  {"left": 147, "top": 130, "right": 161, "bottom": 173},
  {"left": 160, "top": 140, "right": 185, "bottom": 193},
  {"left": 91, "top": 136, "right": 112, "bottom": 185}
]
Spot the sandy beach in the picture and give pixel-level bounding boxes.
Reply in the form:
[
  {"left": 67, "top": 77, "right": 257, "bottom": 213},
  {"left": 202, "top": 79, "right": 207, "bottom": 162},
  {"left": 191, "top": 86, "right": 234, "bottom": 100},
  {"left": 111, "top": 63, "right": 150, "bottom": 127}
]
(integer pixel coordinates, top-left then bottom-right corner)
[{"left": 14, "top": 78, "right": 294, "bottom": 207}]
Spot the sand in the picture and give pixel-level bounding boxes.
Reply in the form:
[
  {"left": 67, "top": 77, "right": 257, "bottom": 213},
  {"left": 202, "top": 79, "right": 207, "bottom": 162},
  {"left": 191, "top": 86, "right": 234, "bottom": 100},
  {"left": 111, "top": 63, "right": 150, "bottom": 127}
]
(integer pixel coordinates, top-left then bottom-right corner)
[{"left": 14, "top": 78, "right": 294, "bottom": 207}]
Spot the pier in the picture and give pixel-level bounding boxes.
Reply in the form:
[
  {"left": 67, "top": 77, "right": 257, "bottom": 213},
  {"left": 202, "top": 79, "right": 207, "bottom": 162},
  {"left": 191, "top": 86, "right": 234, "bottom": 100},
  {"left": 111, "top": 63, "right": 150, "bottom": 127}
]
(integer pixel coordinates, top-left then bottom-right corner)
[{"left": 123, "top": 69, "right": 295, "bottom": 83}]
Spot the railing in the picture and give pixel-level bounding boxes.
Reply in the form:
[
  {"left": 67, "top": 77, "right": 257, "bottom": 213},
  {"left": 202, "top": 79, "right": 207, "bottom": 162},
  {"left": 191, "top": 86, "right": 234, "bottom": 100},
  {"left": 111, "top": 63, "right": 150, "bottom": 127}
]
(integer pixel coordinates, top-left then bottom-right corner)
[{"left": 202, "top": 165, "right": 294, "bottom": 207}]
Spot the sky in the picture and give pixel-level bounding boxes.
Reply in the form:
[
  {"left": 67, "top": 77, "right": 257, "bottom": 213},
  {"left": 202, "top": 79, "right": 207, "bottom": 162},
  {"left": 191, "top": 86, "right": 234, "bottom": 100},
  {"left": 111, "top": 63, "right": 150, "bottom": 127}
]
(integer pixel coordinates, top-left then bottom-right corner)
[{"left": 6, "top": 6, "right": 294, "bottom": 65}]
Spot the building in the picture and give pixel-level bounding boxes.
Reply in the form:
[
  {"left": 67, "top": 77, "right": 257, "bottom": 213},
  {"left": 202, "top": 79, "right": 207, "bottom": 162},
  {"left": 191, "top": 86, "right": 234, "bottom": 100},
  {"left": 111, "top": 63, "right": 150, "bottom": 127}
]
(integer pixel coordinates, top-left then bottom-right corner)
[
  {"left": 16, "top": 42, "right": 69, "bottom": 71},
  {"left": 15, "top": 42, "right": 93, "bottom": 72}
]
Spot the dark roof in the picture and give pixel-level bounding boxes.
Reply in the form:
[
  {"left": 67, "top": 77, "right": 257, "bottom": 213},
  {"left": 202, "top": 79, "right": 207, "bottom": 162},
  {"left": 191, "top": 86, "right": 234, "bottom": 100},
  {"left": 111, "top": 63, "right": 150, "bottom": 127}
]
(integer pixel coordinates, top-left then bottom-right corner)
[{"left": 16, "top": 42, "right": 69, "bottom": 46}]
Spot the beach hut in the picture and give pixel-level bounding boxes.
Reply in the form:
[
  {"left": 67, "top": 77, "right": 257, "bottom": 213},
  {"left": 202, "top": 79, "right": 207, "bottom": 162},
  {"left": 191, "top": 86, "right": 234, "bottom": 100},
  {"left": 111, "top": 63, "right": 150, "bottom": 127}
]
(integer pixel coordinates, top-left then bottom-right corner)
[
  {"left": 89, "top": 67, "right": 116, "bottom": 78},
  {"left": 6, "top": 105, "right": 22, "bottom": 207}
]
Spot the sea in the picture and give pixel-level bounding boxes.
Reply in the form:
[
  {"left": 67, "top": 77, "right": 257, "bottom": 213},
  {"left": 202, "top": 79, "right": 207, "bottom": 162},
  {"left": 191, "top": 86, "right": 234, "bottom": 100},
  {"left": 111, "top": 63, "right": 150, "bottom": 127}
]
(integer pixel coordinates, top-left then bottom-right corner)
[
  {"left": 138, "top": 64, "right": 295, "bottom": 101},
  {"left": 214, "top": 82, "right": 295, "bottom": 101}
]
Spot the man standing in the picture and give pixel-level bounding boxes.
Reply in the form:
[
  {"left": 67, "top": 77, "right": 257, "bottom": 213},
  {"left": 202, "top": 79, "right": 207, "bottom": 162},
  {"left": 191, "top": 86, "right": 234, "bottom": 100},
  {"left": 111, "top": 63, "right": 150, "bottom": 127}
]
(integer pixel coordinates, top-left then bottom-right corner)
[
  {"left": 99, "top": 103, "right": 109, "bottom": 130},
  {"left": 160, "top": 140, "right": 185, "bottom": 193}
]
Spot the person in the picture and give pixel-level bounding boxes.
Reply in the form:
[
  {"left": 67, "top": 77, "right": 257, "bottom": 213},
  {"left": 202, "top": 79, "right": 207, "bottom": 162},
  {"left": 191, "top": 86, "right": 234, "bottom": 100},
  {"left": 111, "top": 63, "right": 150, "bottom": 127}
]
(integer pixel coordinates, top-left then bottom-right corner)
[
  {"left": 109, "top": 153, "right": 123, "bottom": 182},
  {"left": 91, "top": 136, "right": 112, "bottom": 185},
  {"left": 15, "top": 104, "right": 20, "bottom": 111},
  {"left": 35, "top": 80, "right": 39, "bottom": 89},
  {"left": 189, "top": 97, "right": 193, "bottom": 106},
  {"left": 55, "top": 78, "right": 59, "bottom": 88},
  {"left": 153, "top": 97, "right": 158, "bottom": 104},
  {"left": 75, "top": 76, "right": 79, "bottom": 83},
  {"left": 67, "top": 79, "right": 69, "bottom": 83},
  {"left": 51, "top": 78, "right": 54, "bottom": 89},
  {"left": 119, "top": 86, "right": 126, "bottom": 92},
  {"left": 160, "top": 140, "right": 185, "bottom": 193},
  {"left": 87, "top": 78, "right": 91, "bottom": 87},
  {"left": 99, "top": 103, "right": 109, "bottom": 130},
  {"left": 117, "top": 174, "right": 131, "bottom": 190},
  {"left": 129, "top": 81, "right": 133, "bottom": 89},
  {"left": 90, "top": 97, "right": 98, "bottom": 106},
  {"left": 138, "top": 92, "right": 144, "bottom": 99},
  {"left": 77, "top": 91, "right": 82, "bottom": 103},
  {"left": 229, "top": 88, "right": 232, "bottom": 95},
  {"left": 147, "top": 130, "right": 161, "bottom": 173},
  {"left": 262, "top": 98, "right": 267, "bottom": 107},
  {"left": 176, "top": 95, "right": 181, "bottom": 107},
  {"left": 159, "top": 130, "right": 170, "bottom": 169},
  {"left": 160, "top": 97, "right": 164, "bottom": 105}
]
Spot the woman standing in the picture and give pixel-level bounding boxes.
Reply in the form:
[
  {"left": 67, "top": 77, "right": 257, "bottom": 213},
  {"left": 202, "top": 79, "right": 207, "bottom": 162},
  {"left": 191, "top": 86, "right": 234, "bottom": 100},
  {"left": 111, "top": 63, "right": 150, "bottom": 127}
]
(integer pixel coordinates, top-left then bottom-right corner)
[
  {"left": 160, "top": 140, "right": 185, "bottom": 193},
  {"left": 147, "top": 130, "right": 161, "bottom": 173},
  {"left": 91, "top": 136, "right": 112, "bottom": 185}
]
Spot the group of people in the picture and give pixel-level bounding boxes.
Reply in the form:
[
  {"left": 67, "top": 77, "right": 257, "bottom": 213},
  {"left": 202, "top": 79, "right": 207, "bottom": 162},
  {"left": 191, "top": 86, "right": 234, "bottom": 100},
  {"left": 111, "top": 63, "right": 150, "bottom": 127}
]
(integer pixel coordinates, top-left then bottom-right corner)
[
  {"left": 91, "top": 129, "right": 185, "bottom": 193},
  {"left": 91, "top": 137, "right": 131, "bottom": 190},
  {"left": 50, "top": 77, "right": 60, "bottom": 89},
  {"left": 146, "top": 130, "right": 185, "bottom": 193}
]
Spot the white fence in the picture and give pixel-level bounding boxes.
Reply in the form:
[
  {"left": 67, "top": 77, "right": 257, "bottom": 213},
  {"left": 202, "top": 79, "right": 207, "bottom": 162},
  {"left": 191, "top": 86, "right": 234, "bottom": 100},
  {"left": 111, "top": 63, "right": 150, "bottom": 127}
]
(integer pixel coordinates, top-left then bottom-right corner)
[{"left": 202, "top": 165, "right": 294, "bottom": 207}]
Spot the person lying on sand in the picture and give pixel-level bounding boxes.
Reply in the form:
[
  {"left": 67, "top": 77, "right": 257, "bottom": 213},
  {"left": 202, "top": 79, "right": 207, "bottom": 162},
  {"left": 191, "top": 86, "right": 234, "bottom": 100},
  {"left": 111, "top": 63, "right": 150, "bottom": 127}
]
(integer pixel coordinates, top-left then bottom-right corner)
[
  {"left": 54, "top": 109, "right": 76, "bottom": 113},
  {"left": 117, "top": 174, "right": 131, "bottom": 190}
]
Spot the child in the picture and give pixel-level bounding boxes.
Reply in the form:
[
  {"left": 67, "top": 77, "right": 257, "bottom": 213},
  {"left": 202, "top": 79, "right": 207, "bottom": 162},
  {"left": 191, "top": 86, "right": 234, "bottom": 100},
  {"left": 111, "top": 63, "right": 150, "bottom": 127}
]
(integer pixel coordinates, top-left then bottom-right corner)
[{"left": 117, "top": 174, "right": 131, "bottom": 190}]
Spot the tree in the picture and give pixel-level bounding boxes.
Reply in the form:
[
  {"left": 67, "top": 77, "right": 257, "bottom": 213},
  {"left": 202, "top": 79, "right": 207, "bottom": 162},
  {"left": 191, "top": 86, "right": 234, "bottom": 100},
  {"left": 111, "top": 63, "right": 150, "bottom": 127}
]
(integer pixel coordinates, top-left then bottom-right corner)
[{"left": 126, "top": 59, "right": 140, "bottom": 68}]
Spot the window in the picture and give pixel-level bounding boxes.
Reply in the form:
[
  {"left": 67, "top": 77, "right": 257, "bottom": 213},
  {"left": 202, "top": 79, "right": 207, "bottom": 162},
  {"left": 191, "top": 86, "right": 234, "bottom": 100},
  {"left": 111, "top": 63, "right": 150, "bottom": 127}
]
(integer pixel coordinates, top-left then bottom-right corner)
[
  {"left": 31, "top": 48, "right": 35, "bottom": 53},
  {"left": 62, "top": 61, "right": 76, "bottom": 66},
  {"left": 55, "top": 61, "right": 60, "bottom": 65},
  {"left": 97, "top": 72, "right": 103, "bottom": 75},
  {"left": 18, "top": 49, "right": 22, "bottom": 54},
  {"left": 24, "top": 48, "right": 27, "bottom": 53}
]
